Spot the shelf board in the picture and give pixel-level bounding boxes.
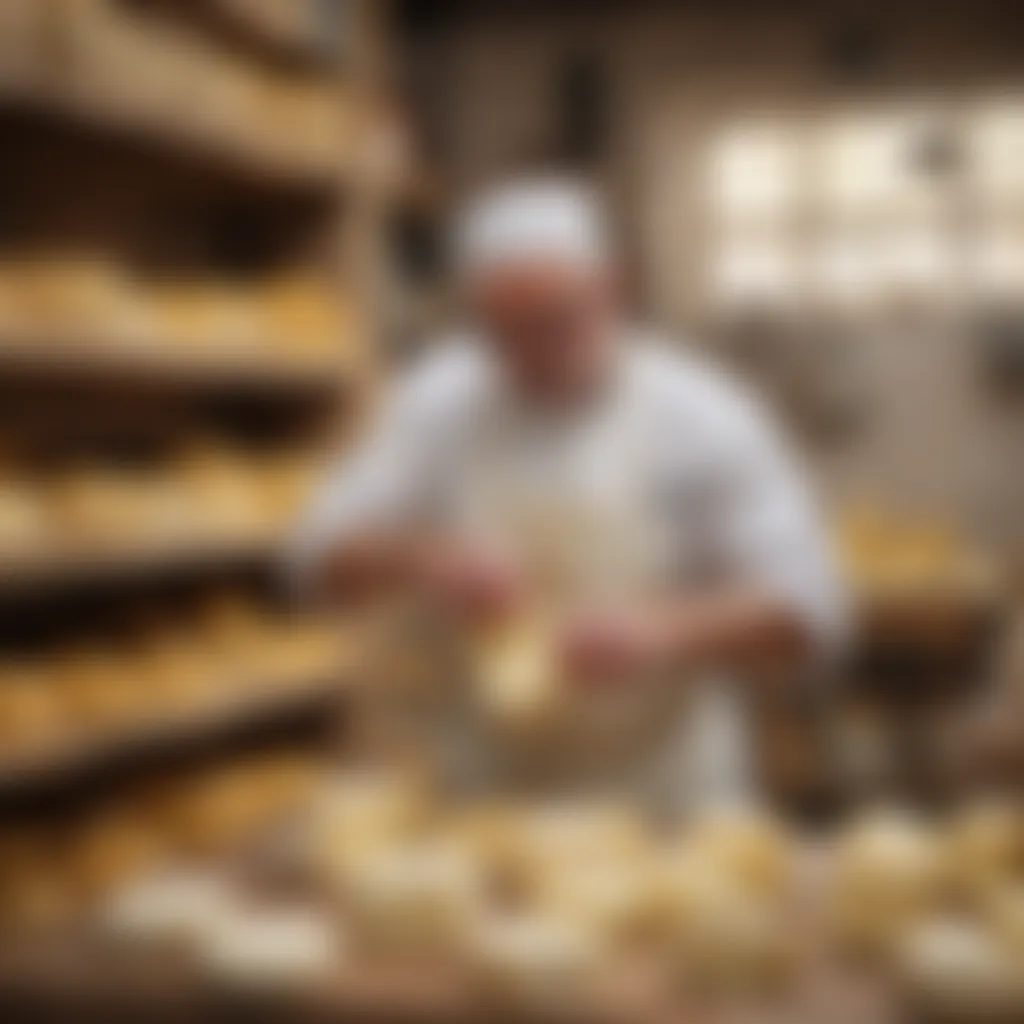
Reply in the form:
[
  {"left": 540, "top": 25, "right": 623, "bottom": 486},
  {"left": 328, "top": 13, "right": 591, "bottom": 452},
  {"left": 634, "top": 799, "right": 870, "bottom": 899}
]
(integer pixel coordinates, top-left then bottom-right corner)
[
  {"left": 0, "top": 534, "right": 287, "bottom": 598},
  {"left": 0, "top": 77, "right": 345, "bottom": 194},
  {"left": 199, "top": 0, "right": 348, "bottom": 69},
  {"left": 0, "top": 340, "right": 352, "bottom": 396},
  {"left": 0, "top": 670, "right": 350, "bottom": 800}
]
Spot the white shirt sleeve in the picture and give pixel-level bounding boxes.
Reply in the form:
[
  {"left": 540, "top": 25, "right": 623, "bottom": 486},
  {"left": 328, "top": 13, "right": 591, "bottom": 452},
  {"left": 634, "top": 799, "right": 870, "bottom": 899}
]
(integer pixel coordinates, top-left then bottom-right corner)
[
  {"left": 288, "top": 345, "right": 479, "bottom": 593},
  {"left": 674, "top": 367, "right": 849, "bottom": 661}
]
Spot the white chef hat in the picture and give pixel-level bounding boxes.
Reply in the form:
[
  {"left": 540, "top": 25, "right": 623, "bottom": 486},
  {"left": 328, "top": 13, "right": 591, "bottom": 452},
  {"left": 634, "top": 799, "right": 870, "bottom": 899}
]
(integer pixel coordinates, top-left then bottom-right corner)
[{"left": 455, "top": 177, "right": 611, "bottom": 283}]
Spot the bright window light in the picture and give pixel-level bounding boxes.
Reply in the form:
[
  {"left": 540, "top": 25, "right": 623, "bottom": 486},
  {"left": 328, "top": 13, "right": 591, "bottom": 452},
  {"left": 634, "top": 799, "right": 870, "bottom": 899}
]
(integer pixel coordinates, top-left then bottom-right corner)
[
  {"left": 710, "top": 124, "right": 799, "bottom": 223},
  {"left": 817, "top": 112, "right": 937, "bottom": 214},
  {"left": 706, "top": 106, "right": 964, "bottom": 312},
  {"left": 970, "top": 99, "right": 1024, "bottom": 199},
  {"left": 819, "top": 117, "right": 896, "bottom": 211}
]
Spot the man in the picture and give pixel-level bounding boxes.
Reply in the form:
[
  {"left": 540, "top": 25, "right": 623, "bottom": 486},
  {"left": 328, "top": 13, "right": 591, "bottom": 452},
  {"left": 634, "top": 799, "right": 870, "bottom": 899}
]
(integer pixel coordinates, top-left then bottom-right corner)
[{"left": 294, "top": 179, "right": 845, "bottom": 809}]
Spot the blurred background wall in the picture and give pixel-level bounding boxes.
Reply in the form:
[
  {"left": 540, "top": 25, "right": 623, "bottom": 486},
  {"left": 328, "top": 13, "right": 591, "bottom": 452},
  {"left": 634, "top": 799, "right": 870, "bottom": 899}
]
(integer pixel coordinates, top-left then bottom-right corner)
[{"left": 392, "top": 0, "right": 1024, "bottom": 549}]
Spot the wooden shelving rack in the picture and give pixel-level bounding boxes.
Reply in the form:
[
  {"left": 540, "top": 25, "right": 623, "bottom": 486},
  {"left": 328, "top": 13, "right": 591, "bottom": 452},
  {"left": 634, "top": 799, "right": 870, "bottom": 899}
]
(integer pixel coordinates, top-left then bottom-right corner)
[{"left": 0, "top": 0, "right": 383, "bottom": 800}]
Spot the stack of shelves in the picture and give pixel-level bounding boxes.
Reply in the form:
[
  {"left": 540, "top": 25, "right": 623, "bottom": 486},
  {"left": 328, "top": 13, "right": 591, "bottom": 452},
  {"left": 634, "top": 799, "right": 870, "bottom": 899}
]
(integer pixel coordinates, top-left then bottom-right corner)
[
  {"left": 0, "top": 0, "right": 377, "bottom": 907},
  {"left": 0, "top": 0, "right": 350, "bottom": 185}
]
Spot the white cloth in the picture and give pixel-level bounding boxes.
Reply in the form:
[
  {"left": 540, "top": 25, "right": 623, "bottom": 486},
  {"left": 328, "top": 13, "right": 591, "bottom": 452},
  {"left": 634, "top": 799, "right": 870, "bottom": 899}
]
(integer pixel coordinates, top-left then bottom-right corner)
[
  {"left": 292, "top": 331, "right": 846, "bottom": 808},
  {"left": 455, "top": 179, "right": 610, "bottom": 282}
]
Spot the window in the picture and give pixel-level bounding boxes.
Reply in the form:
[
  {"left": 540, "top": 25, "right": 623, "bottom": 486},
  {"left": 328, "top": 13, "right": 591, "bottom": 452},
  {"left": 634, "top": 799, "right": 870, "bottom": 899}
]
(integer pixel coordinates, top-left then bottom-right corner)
[{"left": 703, "top": 96, "right": 1024, "bottom": 319}]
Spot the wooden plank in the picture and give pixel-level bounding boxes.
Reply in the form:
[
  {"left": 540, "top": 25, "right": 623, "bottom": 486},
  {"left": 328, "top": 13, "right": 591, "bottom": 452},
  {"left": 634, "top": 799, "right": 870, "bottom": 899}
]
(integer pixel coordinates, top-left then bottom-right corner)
[
  {"left": 0, "top": 671, "right": 351, "bottom": 800},
  {"left": 0, "top": 535, "right": 281, "bottom": 596},
  {"left": 0, "top": 339, "right": 353, "bottom": 396},
  {"left": 0, "top": 75, "right": 344, "bottom": 193}
]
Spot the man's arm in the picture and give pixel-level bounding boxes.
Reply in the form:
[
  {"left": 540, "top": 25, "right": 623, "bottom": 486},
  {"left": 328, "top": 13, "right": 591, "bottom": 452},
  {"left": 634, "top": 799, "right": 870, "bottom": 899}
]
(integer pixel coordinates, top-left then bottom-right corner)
[
  {"left": 290, "top": 352, "right": 448, "bottom": 605},
  {"left": 560, "top": 586, "right": 814, "bottom": 684},
  {"left": 563, "top": 378, "right": 848, "bottom": 684},
  {"left": 305, "top": 530, "right": 430, "bottom": 604},
  {"left": 290, "top": 435, "right": 426, "bottom": 605},
  {"left": 655, "top": 586, "right": 815, "bottom": 671},
  {"left": 307, "top": 528, "right": 523, "bottom": 623},
  {"left": 692, "top": 421, "right": 848, "bottom": 673},
  {"left": 290, "top": 345, "right": 522, "bottom": 620}
]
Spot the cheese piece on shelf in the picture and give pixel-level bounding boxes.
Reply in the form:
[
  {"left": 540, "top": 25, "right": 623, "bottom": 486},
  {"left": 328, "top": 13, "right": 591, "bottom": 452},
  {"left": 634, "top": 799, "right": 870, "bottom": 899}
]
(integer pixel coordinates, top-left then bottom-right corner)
[
  {"left": 540, "top": 855, "right": 662, "bottom": 949},
  {"left": 133, "top": 472, "right": 200, "bottom": 545},
  {"left": 687, "top": 808, "right": 796, "bottom": 898},
  {"left": 896, "top": 918, "right": 1024, "bottom": 1021},
  {"left": 472, "top": 615, "right": 563, "bottom": 731},
  {"left": 499, "top": 803, "right": 648, "bottom": 884},
  {"left": 195, "top": 288, "right": 264, "bottom": 356},
  {"left": 56, "top": 646, "right": 146, "bottom": 731},
  {"left": 263, "top": 278, "right": 343, "bottom": 359},
  {"left": 0, "top": 476, "right": 48, "bottom": 558},
  {"left": 0, "top": 662, "right": 63, "bottom": 754},
  {"left": 344, "top": 840, "right": 485, "bottom": 956},
  {"left": 266, "top": 618, "right": 348, "bottom": 685},
  {"left": 946, "top": 802, "right": 1022, "bottom": 901},
  {"left": 0, "top": 262, "right": 31, "bottom": 334},
  {"left": 254, "top": 755, "right": 322, "bottom": 819},
  {"left": 830, "top": 810, "right": 947, "bottom": 955},
  {"left": 101, "top": 869, "right": 237, "bottom": 953},
  {"left": 983, "top": 885, "right": 1024, "bottom": 957},
  {"left": 175, "top": 443, "right": 269, "bottom": 538},
  {"left": 311, "top": 772, "right": 431, "bottom": 879},
  {"left": 158, "top": 764, "right": 277, "bottom": 857},
  {"left": 65, "top": 814, "right": 165, "bottom": 902},
  {"left": 18, "top": 256, "right": 129, "bottom": 339},
  {"left": 470, "top": 911, "right": 602, "bottom": 1008},
  {"left": 254, "top": 451, "right": 321, "bottom": 529},
  {"left": 52, "top": 466, "right": 149, "bottom": 546},
  {"left": 200, "top": 905, "right": 340, "bottom": 990},
  {"left": 661, "top": 852, "right": 795, "bottom": 990},
  {"left": 132, "top": 629, "right": 220, "bottom": 713}
]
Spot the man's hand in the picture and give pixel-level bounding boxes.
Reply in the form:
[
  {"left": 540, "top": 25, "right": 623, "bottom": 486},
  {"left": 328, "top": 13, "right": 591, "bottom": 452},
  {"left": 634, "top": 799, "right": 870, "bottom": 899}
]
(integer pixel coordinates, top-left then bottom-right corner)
[
  {"left": 558, "top": 602, "right": 680, "bottom": 685},
  {"left": 559, "top": 589, "right": 815, "bottom": 685},
  {"left": 417, "top": 539, "right": 525, "bottom": 626}
]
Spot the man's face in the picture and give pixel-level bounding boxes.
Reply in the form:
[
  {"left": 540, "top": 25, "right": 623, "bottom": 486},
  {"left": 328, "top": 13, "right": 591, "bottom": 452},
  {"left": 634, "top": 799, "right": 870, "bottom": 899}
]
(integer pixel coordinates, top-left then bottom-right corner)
[{"left": 469, "top": 260, "right": 619, "bottom": 400}]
